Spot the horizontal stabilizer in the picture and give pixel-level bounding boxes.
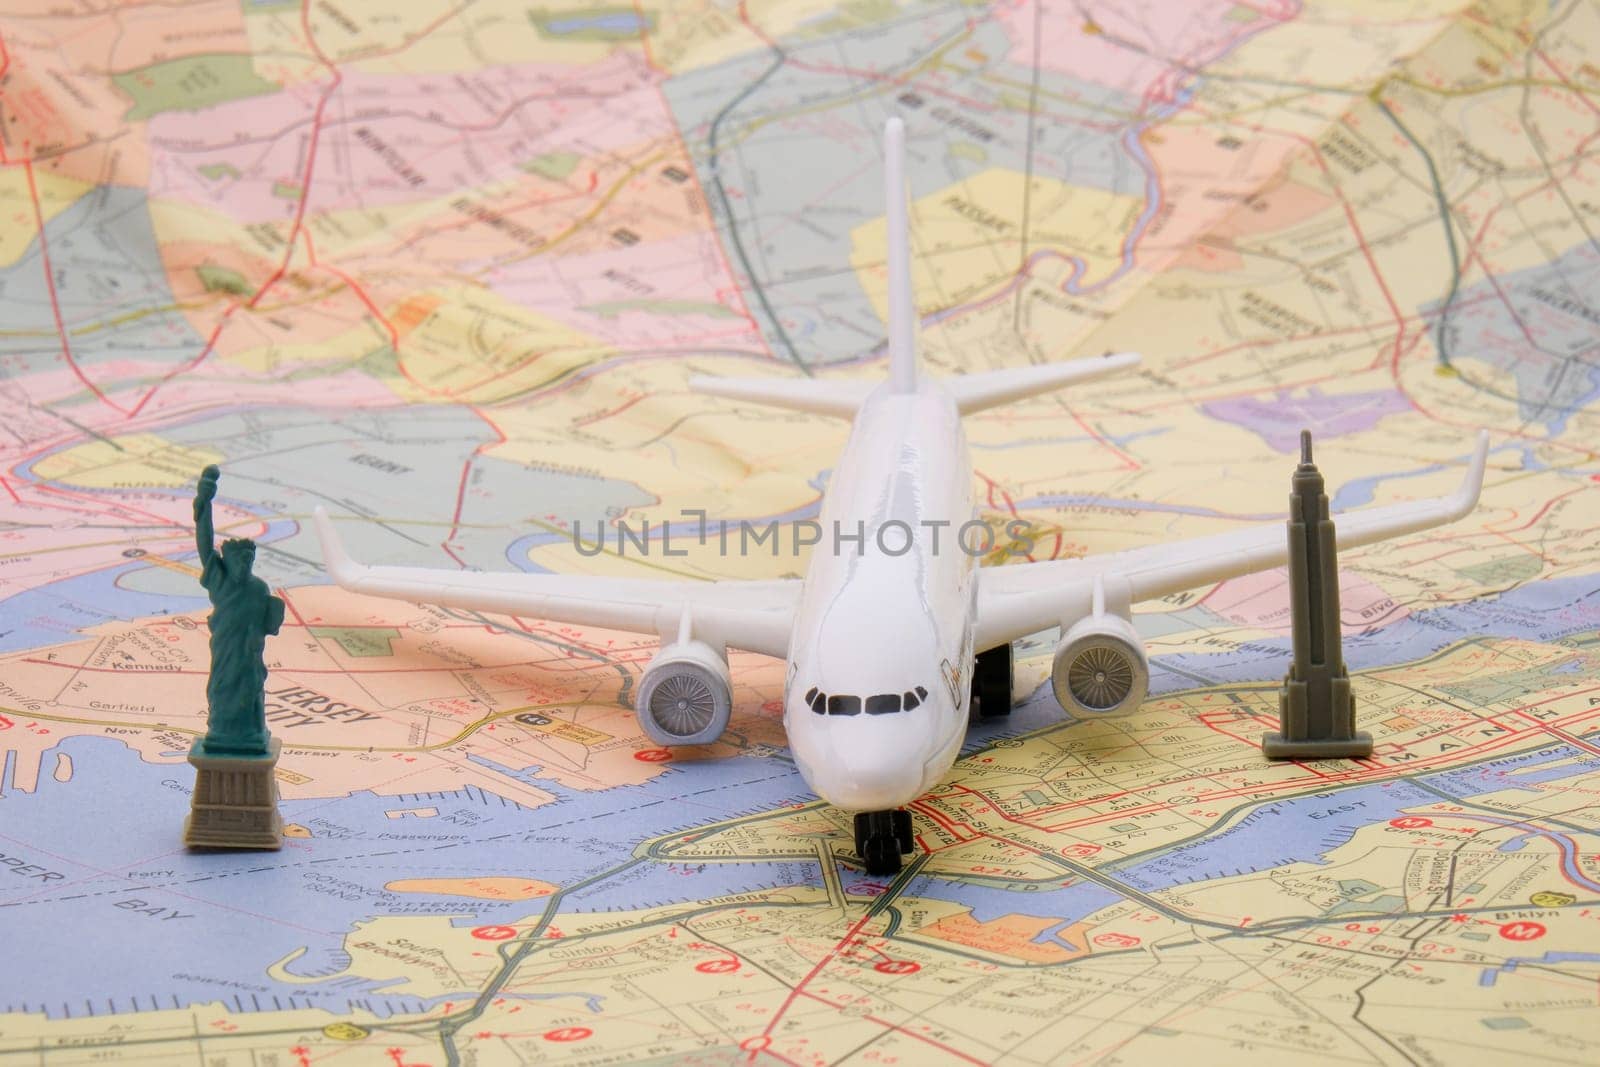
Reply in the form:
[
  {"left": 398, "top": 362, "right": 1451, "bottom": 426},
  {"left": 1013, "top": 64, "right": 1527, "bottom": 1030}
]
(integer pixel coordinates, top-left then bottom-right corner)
[
  {"left": 947, "top": 351, "right": 1141, "bottom": 415},
  {"left": 688, "top": 376, "right": 873, "bottom": 419}
]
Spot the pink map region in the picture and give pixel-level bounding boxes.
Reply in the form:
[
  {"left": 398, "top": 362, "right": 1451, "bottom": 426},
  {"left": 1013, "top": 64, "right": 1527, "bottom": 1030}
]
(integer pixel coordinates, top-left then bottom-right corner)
[
  {"left": 1168, "top": 167, "right": 1337, "bottom": 273},
  {"left": 478, "top": 231, "right": 761, "bottom": 349},
  {"left": 0, "top": 0, "right": 252, "bottom": 186},
  {"left": 146, "top": 53, "right": 662, "bottom": 226},
  {"left": 1205, "top": 566, "right": 1411, "bottom": 635},
  {"left": 143, "top": 50, "right": 754, "bottom": 360},
  {"left": 999, "top": 0, "right": 1266, "bottom": 101}
]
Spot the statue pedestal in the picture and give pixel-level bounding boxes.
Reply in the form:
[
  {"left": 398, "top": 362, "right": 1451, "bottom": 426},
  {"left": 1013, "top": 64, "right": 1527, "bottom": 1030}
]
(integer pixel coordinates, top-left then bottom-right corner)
[{"left": 184, "top": 737, "right": 283, "bottom": 850}]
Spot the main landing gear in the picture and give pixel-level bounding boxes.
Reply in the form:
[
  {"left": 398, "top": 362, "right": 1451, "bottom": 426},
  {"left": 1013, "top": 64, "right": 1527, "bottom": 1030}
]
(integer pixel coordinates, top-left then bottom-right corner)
[
  {"left": 973, "top": 642, "right": 1014, "bottom": 718},
  {"left": 854, "top": 809, "right": 914, "bottom": 875}
]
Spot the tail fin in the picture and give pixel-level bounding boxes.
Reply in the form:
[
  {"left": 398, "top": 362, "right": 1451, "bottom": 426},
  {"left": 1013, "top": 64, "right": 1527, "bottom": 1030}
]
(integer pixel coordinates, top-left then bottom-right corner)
[{"left": 884, "top": 116, "right": 916, "bottom": 395}]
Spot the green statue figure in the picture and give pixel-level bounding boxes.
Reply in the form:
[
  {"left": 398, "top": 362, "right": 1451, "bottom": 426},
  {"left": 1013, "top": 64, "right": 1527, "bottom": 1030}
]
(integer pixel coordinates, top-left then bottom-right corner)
[{"left": 192, "top": 464, "right": 284, "bottom": 759}]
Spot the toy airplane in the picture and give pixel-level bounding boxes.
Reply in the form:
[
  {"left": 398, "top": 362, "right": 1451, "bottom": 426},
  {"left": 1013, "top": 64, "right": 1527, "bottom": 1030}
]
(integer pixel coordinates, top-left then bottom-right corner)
[{"left": 315, "top": 118, "right": 1489, "bottom": 875}]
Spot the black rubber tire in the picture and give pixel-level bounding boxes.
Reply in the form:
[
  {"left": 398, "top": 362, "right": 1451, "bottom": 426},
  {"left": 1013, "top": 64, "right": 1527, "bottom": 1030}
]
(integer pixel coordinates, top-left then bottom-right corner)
[
  {"left": 974, "top": 643, "right": 1014, "bottom": 718},
  {"left": 852, "top": 812, "right": 873, "bottom": 858},
  {"left": 862, "top": 836, "right": 901, "bottom": 876},
  {"left": 892, "top": 809, "right": 913, "bottom": 853}
]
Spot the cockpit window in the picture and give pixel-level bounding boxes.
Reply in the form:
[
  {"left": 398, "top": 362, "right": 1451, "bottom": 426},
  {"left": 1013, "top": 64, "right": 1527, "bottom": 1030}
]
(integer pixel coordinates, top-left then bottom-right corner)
[
  {"left": 827, "top": 694, "right": 861, "bottom": 716},
  {"left": 803, "top": 685, "right": 931, "bottom": 715},
  {"left": 865, "top": 694, "right": 900, "bottom": 715}
]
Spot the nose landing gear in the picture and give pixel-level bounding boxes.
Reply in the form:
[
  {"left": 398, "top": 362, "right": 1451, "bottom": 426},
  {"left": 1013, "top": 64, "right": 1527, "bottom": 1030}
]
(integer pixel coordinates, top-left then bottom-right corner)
[{"left": 853, "top": 809, "right": 914, "bottom": 875}]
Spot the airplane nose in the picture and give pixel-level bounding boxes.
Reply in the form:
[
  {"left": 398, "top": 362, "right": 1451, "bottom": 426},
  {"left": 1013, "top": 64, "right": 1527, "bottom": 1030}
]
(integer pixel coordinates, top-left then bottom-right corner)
[{"left": 811, "top": 750, "right": 925, "bottom": 812}]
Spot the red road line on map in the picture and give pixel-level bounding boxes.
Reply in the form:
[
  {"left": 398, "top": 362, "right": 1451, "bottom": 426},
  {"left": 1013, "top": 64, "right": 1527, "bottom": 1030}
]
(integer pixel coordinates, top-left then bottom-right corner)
[
  {"left": 630, "top": 0, "right": 763, "bottom": 336},
  {"left": 572, "top": 392, "right": 649, "bottom": 427},
  {"left": 1533, "top": 48, "right": 1600, "bottom": 121},
  {"left": 303, "top": 230, "right": 399, "bottom": 349},
  {"left": 29, "top": 476, "right": 194, "bottom": 531},
  {"left": 792, "top": 989, "right": 992, "bottom": 1065},
  {"left": 124, "top": 305, "right": 240, "bottom": 419},
  {"left": 0, "top": 29, "right": 12, "bottom": 164},
  {"left": 1159, "top": 319, "right": 1406, "bottom": 378},
  {"left": 21, "top": 152, "right": 127, "bottom": 415},
  {"left": 1314, "top": 145, "right": 1412, "bottom": 374},
  {"left": 1509, "top": 710, "right": 1600, "bottom": 760},
  {"left": 442, "top": 410, "right": 510, "bottom": 567},
  {"left": 0, "top": 476, "right": 19, "bottom": 505},
  {"left": 909, "top": 799, "right": 980, "bottom": 849},
  {"left": 1193, "top": 709, "right": 1340, "bottom": 778},
  {"left": 732, "top": 2, "right": 990, "bottom": 119},
  {"left": 1484, "top": 483, "right": 1587, "bottom": 537},
  {"left": 1072, "top": 410, "right": 1141, "bottom": 471},
  {"left": 125, "top": 3, "right": 480, "bottom": 418},
  {"left": 14, "top": 657, "right": 587, "bottom": 678},
  {"left": 936, "top": 701, "right": 1600, "bottom": 838},
  {"left": 753, "top": 908, "right": 877, "bottom": 1053},
  {"left": 1174, "top": 103, "right": 1414, "bottom": 375},
  {"left": 244, "top": 0, "right": 343, "bottom": 314}
]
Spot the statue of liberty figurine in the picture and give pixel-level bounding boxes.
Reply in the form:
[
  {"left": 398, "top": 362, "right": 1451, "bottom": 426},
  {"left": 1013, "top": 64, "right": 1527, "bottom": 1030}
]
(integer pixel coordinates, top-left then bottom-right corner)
[
  {"left": 185, "top": 465, "right": 286, "bottom": 848},
  {"left": 192, "top": 464, "right": 284, "bottom": 757}
]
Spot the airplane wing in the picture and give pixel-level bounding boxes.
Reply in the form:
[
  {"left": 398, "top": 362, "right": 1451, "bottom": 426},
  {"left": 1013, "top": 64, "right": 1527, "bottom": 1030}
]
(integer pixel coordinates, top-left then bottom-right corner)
[
  {"left": 313, "top": 508, "right": 799, "bottom": 659},
  {"left": 974, "top": 432, "right": 1490, "bottom": 651}
]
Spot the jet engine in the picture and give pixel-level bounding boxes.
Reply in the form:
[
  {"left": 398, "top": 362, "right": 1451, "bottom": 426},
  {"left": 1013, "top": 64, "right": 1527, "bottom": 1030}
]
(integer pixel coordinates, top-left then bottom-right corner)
[
  {"left": 1052, "top": 612, "right": 1149, "bottom": 716},
  {"left": 634, "top": 639, "right": 733, "bottom": 746}
]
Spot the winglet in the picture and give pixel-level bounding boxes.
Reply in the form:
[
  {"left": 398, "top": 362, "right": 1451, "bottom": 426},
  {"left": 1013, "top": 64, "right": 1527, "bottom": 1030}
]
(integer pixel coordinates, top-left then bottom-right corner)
[
  {"left": 1449, "top": 430, "right": 1490, "bottom": 518},
  {"left": 313, "top": 506, "right": 366, "bottom": 588},
  {"left": 884, "top": 116, "right": 916, "bottom": 395}
]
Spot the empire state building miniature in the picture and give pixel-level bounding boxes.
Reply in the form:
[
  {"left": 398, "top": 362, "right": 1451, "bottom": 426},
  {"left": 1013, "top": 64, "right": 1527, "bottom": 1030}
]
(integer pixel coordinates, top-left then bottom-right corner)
[{"left": 1262, "top": 431, "right": 1373, "bottom": 760}]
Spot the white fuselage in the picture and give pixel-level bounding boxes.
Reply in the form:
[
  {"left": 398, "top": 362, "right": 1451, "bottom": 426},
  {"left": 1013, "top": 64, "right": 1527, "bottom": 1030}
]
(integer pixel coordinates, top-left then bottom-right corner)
[{"left": 784, "top": 380, "right": 976, "bottom": 812}]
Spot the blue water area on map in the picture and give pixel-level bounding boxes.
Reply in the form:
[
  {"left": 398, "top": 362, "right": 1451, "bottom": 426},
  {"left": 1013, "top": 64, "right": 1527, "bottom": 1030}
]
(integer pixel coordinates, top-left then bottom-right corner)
[
  {"left": 1151, "top": 569, "right": 1600, "bottom": 690},
  {"left": 1479, "top": 952, "right": 1600, "bottom": 987},
  {"left": 0, "top": 186, "right": 204, "bottom": 374},
  {"left": 0, "top": 505, "right": 294, "bottom": 656},
  {"left": 1332, "top": 442, "right": 1547, "bottom": 510},
  {"left": 905, "top": 874, "right": 1122, "bottom": 928},
  {"left": 0, "top": 734, "right": 819, "bottom": 1019},
  {"left": 1421, "top": 745, "right": 1588, "bottom": 798},
  {"left": 0, "top": 561, "right": 212, "bottom": 653},
  {"left": 1108, "top": 781, "right": 1436, "bottom": 893},
  {"left": 540, "top": 12, "right": 647, "bottom": 34},
  {"left": 0, "top": 426, "right": 308, "bottom": 651},
  {"left": 4, "top": 560, "right": 1598, "bottom": 1017},
  {"left": 1431, "top": 239, "right": 1600, "bottom": 435}
]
